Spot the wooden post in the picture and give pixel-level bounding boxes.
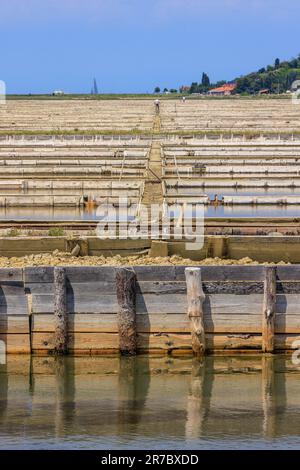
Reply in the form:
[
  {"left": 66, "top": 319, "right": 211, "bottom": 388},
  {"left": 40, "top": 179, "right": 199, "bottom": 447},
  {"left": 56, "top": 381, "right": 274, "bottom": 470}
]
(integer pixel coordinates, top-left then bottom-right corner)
[
  {"left": 54, "top": 267, "right": 68, "bottom": 355},
  {"left": 262, "top": 266, "right": 277, "bottom": 353},
  {"left": 185, "top": 267, "right": 206, "bottom": 355},
  {"left": 116, "top": 268, "right": 137, "bottom": 355}
]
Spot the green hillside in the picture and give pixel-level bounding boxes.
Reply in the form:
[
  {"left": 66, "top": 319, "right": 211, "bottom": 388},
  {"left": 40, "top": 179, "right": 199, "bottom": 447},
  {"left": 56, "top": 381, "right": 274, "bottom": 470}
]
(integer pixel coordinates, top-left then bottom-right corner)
[
  {"left": 187, "top": 55, "right": 300, "bottom": 95},
  {"left": 235, "top": 56, "right": 300, "bottom": 94}
]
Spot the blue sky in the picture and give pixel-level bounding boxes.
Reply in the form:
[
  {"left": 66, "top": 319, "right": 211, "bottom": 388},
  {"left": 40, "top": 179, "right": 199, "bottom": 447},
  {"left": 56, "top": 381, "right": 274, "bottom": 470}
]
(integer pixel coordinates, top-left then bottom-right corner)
[{"left": 1, "top": 0, "right": 300, "bottom": 94}]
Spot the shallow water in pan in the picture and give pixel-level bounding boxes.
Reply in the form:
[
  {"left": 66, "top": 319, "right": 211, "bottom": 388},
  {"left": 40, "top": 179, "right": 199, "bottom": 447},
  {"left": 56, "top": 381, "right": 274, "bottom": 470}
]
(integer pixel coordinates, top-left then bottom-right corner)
[
  {"left": 0, "top": 205, "right": 300, "bottom": 221},
  {"left": 169, "top": 187, "right": 300, "bottom": 197},
  {"left": 0, "top": 355, "right": 300, "bottom": 450},
  {"left": 2, "top": 187, "right": 300, "bottom": 197}
]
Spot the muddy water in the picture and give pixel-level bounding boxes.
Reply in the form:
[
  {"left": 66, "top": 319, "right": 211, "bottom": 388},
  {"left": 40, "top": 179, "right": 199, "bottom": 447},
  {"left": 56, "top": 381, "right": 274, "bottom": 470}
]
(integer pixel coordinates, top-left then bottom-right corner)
[{"left": 0, "top": 356, "right": 300, "bottom": 449}]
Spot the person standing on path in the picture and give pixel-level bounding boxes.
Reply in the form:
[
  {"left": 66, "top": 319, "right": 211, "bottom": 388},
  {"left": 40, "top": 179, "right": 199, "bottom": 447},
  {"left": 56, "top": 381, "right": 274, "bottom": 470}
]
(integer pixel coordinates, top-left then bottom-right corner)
[{"left": 154, "top": 98, "right": 160, "bottom": 114}]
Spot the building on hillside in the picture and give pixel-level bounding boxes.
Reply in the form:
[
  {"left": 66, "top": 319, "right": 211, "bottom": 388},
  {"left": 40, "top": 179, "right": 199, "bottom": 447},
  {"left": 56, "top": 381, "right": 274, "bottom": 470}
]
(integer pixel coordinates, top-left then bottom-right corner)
[
  {"left": 179, "top": 85, "right": 190, "bottom": 93},
  {"left": 52, "top": 90, "right": 65, "bottom": 96},
  {"left": 258, "top": 88, "right": 270, "bottom": 95},
  {"left": 208, "top": 83, "right": 236, "bottom": 96}
]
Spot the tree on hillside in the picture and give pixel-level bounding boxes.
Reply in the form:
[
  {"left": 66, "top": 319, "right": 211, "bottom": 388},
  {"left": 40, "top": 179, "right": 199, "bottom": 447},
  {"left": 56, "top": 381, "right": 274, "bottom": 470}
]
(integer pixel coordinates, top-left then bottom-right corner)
[
  {"left": 289, "top": 58, "right": 299, "bottom": 68},
  {"left": 275, "top": 58, "right": 280, "bottom": 69},
  {"left": 202, "top": 72, "right": 210, "bottom": 87},
  {"left": 189, "top": 82, "right": 198, "bottom": 94},
  {"left": 154, "top": 86, "right": 161, "bottom": 93}
]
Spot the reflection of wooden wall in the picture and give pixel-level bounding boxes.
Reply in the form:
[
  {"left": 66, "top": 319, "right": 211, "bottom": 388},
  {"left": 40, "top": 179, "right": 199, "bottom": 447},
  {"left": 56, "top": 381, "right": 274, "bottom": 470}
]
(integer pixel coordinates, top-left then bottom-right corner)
[{"left": 0, "top": 356, "right": 299, "bottom": 441}]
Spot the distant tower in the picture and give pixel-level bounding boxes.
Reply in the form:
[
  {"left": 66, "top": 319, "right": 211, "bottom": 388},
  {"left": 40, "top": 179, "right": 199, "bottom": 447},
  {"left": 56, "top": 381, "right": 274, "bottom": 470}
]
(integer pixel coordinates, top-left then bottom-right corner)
[{"left": 93, "top": 78, "right": 99, "bottom": 95}]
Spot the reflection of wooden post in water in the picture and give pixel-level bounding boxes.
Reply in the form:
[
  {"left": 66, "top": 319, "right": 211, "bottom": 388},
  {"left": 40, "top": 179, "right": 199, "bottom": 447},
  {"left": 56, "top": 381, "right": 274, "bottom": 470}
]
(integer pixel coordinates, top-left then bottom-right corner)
[
  {"left": 29, "top": 356, "right": 35, "bottom": 395},
  {"left": 261, "top": 355, "right": 287, "bottom": 439},
  {"left": 185, "top": 357, "right": 214, "bottom": 440},
  {"left": 54, "top": 357, "right": 75, "bottom": 438},
  {"left": 117, "top": 356, "right": 150, "bottom": 440},
  {"left": 0, "top": 359, "right": 8, "bottom": 420},
  {"left": 262, "top": 355, "right": 276, "bottom": 438}
]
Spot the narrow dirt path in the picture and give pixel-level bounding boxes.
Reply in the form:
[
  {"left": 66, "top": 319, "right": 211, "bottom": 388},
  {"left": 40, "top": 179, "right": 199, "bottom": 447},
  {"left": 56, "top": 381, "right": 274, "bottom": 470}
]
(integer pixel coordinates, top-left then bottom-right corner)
[
  {"left": 142, "top": 112, "right": 163, "bottom": 207},
  {"left": 142, "top": 142, "right": 163, "bottom": 206},
  {"left": 152, "top": 114, "right": 161, "bottom": 134}
]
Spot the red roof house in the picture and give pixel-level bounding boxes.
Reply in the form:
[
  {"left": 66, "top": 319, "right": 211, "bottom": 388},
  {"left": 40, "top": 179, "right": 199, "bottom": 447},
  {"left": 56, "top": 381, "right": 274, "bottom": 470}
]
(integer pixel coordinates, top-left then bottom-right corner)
[{"left": 208, "top": 83, "right": 237, "bottom": 96}]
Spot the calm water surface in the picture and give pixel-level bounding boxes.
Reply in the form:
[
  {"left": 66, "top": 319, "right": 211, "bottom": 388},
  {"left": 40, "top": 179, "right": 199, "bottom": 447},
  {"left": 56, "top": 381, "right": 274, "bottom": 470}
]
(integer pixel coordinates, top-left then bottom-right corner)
[
  {"left": 0, "top": 355, "right": 300, "bottom": 449},
  {"left": 1, "top": 187, "right": 300, "bottom": 220}
]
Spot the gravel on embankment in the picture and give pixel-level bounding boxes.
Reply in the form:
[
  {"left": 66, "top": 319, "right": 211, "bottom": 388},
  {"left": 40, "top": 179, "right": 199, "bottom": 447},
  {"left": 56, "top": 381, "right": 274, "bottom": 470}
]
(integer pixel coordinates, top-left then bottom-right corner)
[{"left": 0, "top": 251, "right": 290, "bottom": 267}]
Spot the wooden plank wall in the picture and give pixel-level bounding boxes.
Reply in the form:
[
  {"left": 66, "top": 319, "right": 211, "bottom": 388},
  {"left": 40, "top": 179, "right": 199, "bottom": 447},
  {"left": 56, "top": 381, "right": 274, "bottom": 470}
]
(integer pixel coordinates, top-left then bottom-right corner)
[
  {"left": 0, "top": 237, "right": 152, "bottom": 258},
  {"left": 1, "top": 236, "right": 300, "bottom": 262},
  {"left": 0, "top": 269, "right": 30, "bottom": 353},
  {"left": 0, "top": 265, "right": 299, "bottom": 355},
  {"left": 22, "top": 265, "right": 300, "bottom": 355}
]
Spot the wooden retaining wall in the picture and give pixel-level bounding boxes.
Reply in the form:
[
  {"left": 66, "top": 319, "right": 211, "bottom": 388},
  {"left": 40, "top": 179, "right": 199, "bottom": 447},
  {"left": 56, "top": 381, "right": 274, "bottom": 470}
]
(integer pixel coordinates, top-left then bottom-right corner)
[
  {"left": 1, "top": 236, "right": 300, "bottom": 263},
  {"left": 0, "top": 269, "right": 30, "bottom": 353},
  {"left": 1, "top": 265, "right": 300, "bottom": 355}
]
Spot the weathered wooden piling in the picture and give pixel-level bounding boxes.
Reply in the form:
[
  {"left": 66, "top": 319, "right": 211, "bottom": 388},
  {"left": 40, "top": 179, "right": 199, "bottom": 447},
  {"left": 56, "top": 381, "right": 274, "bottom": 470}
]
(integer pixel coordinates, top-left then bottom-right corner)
[
  {"left": 116, "top": 268, "right": 137, "bottom": 355},
  {"left": 185, "top": 267, "right": 206, "bottom": 355},
  {"left": 54, "top": 267, "right": 68, "bottom": 355},
  {"left": 262, "top": 266, "right": 277, "bottom": 353}
]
